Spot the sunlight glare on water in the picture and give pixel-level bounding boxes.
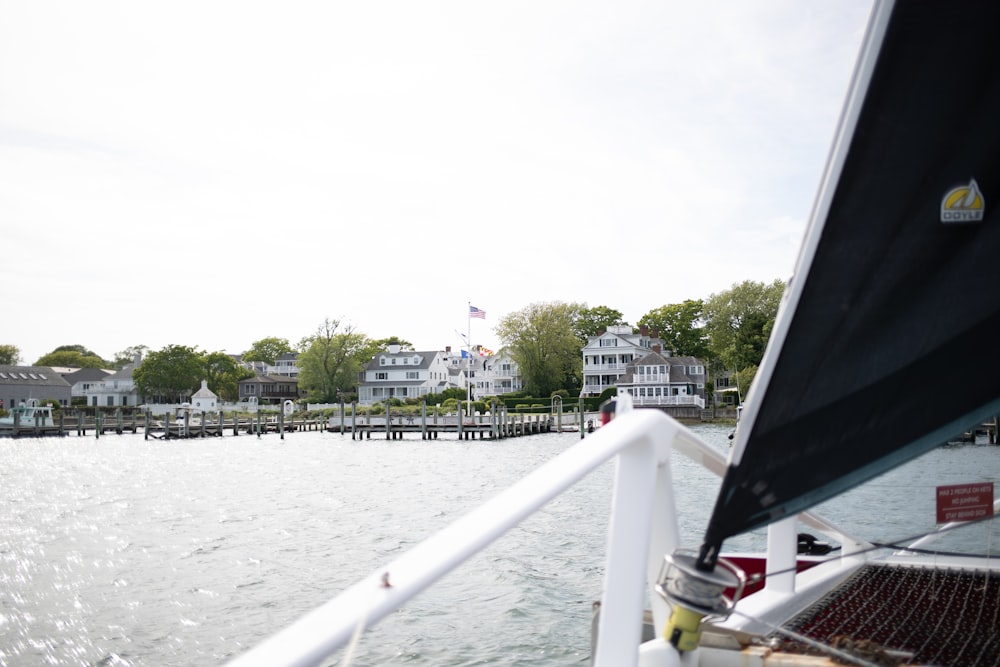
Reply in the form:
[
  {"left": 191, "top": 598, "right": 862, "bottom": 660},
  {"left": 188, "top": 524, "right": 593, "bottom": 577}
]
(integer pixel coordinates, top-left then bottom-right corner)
[{"left": 0, "top": 424, "right": 996, "bottom": 666}]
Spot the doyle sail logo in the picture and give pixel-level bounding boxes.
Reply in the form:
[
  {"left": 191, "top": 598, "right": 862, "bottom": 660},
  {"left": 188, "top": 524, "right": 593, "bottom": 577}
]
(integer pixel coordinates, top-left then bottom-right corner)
[{"left": 940, "top": 179, "right": 985, "bottom": 223}]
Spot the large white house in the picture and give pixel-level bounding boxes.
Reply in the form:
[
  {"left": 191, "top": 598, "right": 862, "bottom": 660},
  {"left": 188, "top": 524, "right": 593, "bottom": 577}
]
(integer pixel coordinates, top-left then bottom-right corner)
[
  {"left": 357, "top": 344, "right": 460, "bottom": 405},
  {"left": 581, "top": 325, "right": 667, "bottom": 397}
]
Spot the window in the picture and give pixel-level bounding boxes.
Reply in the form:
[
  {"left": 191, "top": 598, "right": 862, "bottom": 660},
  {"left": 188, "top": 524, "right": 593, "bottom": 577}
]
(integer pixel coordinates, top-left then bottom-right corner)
[
  {"left": 376, "top": 372, "right": 387, "bottom": 380},
  {"left": 391, "top": 359, "right": 397, "bottom": 365},
  {"left": 406, "top": 371, "right": 419, "bottom": 379}
]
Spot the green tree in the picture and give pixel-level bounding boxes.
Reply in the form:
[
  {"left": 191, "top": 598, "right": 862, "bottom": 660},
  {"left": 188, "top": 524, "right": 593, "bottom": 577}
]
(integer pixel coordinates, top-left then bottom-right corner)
[
  {"left": 0, "top": 344, "right": 21, "bottom": 365},
  {"left": 35, "top": 345, "right": 108, "bottom": 368},
  {"left": 201, "top": 350, "right": 254, "bottom": 402},
  {"left": 703, "top": 280, "right": 784, "bottom": 371},
  {"left": 638, "top": 300, "right": 710, "bottom": 359},
  {"left": 133, "top": 345, "right": 205, "bottom": 402},
  {"left": 573, "top": 305, "right": 628, "bottom": 343},
  {"left": 242, "top": 337, "right": 293, "bottom": 365},
  {"left": 112, "top": 345, "right": 148, "bottom": 370},
  {"left": 297, "top": 319, "right": 371, "bottom": 403},
  {"left": 371, "top": 336, "right": 414, "bottom": 351},
  {"left": 496, "top": 301, "right": 584, "bottom": 397}
]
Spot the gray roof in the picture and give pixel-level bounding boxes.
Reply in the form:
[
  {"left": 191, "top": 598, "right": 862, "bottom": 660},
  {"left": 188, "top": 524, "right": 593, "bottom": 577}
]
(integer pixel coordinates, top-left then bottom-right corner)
[
  {"left": 364, "top": 350, "right": 439, "bottom": 371},
  {"left": 59, "top": 367, "right": 111, "bottom": 383},
  {"left": 617, "top": 352, "right": 704, "bottom": 385},
  {"left": 0, "top": 365, "right": 72, "bottom": 388}
]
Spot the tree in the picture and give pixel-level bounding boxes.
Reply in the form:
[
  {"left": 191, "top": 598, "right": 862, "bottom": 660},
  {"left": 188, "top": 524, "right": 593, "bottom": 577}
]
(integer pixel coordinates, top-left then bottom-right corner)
[
  {"left": 242, "top": 337, "right": 293, "bottom": 365},
  {"left": 573, "top": 306, "right": 628, "bottom": 343},
  {"left": 35, "top": 345, "right": 108, "bottom": 368},
  {"left": 0, "top": 344, "right": 21, "bottom": 365},
  {"left": 201, "top": 351, "right": 254, "bottom": 402},
  {"left": 132, "top": 345, "right": 204, "bottom": 402},
  {"left": 371, "top": 336, "right": 414, "bottom": 351},
  {"left": 297, "top": 319, "right": 372, "bottom": 403},
  {"left": 496, "top": 302, "right": 584, "bottom": 397},
  {"left": 112, "top": 345, "right": 148, "bottom": 370},
  {"left": 638, "top": 300, "right": 711, "bottom": 359},
  {"left": 703, "top": 280, "right": 785, "bottom": 371}
]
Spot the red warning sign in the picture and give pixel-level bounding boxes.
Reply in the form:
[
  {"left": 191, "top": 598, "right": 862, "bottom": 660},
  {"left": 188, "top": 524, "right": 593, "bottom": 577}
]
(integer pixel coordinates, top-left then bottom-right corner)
[{"left": 936, "top": 482, "right": 994, "bottom": 523}]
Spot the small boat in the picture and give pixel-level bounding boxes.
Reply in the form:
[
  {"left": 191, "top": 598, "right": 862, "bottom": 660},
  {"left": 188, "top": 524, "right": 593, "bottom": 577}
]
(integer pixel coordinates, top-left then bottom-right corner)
[
  {"left": 226, "top": 1, "right": 1000, "bottom": 665},
  {"left": 0, "top": 399, "right": 56, "bottom": 429}
]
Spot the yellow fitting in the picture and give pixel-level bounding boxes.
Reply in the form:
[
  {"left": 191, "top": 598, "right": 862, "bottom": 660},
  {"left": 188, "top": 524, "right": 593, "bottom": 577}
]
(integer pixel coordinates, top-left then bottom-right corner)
[{"left": 664, "top": 605, "right": 705, "bottom": 653}]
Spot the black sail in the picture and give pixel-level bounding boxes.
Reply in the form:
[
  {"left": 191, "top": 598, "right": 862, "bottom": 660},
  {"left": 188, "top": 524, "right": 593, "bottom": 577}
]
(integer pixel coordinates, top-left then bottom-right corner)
[{"left": 701, "top": 0, "right": 1000, "bottom": 558}]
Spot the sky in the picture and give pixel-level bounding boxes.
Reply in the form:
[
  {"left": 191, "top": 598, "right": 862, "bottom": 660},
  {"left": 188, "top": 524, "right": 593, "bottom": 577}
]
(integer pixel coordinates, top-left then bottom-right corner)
[{"left": 1, "top": 1, "right": 873, "bottom": 365}]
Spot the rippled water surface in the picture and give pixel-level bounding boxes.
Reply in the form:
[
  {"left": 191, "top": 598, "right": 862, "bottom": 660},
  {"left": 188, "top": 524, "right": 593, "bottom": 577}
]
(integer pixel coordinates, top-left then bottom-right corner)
[{"left": 1, "top": 425, "right": 996, "bottom": 666}]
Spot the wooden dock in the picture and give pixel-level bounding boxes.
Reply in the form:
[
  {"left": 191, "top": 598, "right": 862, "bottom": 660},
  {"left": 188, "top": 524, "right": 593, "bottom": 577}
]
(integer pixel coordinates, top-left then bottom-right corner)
[
  {"left": 334, "top": 413, "right": 556, "bottom": 440},
  {"left": 1, "top": 406, "right": 596, "bottom": 441}
]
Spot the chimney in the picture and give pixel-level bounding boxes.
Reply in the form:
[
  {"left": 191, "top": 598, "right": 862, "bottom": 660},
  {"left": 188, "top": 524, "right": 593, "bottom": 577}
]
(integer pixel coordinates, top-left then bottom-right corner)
[
  {"left": 597, "top": 328, "right": 605, "bottom": 336},
  {"left": 640, "top": 325, "right": 649, "bottom": 337},
  {"left": 652, "top": 344, "right": 662, "bottom": 354},
  {"left": 446, "top": 346, "right": 451, "bottom": 353},
  {"left": 651, "top": 327, "right": 659, "bottom": 340}
]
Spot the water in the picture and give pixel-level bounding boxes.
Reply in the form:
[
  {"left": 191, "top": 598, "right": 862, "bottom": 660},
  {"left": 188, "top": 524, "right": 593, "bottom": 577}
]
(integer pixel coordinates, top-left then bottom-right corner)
[{"left": 1, "top": 426, "right": 997, "bottom": 666}]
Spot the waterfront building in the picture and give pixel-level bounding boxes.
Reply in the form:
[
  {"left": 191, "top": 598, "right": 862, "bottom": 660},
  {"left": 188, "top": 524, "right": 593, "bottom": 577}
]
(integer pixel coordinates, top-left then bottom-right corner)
[
  {"left": 357, "top": 344, "right": 458, "bottom": 406},
  {"left": 580, "top": 325, "right": 667, "bottom": 398},
  {"left": 0, "top": 365, "right": 72, "bottom": 410},
  {"left": 613, "top": 351, "right": 706, "bottom": 408}
]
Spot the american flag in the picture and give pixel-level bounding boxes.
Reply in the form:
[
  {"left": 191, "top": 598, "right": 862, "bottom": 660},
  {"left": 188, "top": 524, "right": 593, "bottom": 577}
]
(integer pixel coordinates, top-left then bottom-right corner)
[{"left": 469, "top": 305, "right": 486, "bottom": 319}]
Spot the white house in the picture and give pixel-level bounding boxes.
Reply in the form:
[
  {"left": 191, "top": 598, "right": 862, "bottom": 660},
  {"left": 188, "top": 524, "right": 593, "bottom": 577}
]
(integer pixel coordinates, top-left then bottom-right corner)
[
  {"left": 357, "top": 345, "right": 458, "bottom": 405},
  {"left": 614, "top": 351, "right": 706, "bottom": 408},
  {"left": 581, "top": 325, "right": 667, "bottom": 397},
  {"left": 477, "top": 347, "right": 523, "bottom": 397},
  {"left": 87, "top": 356, "right": 143, "bottom": 407},
  {"left": 53, "top": 367, "right": 111, "bottom": 404}
]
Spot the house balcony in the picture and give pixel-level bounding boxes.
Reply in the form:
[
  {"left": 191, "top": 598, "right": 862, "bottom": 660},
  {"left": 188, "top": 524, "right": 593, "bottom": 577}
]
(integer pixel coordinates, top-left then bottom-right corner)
[
  {"left": 629, "top": 395, "right": 705, "bottom": 409},
  {"left": 583, "top": 363, "right": 628, "bottom": 372}
]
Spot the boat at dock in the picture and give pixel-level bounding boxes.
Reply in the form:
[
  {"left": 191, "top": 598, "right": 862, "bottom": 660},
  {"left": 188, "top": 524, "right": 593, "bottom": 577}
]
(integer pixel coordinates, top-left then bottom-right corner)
[
  {"left": 0, "top": 399, "right": 56, "bottom": 435},
  {"left": 226, "top": 1, "right": 1000, "bottom": 665}
]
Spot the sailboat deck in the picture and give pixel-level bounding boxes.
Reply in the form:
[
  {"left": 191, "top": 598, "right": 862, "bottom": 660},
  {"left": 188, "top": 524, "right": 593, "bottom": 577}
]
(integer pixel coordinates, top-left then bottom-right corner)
[{"left": 775, "top": 563, "right": 1000, "bottom": 666}]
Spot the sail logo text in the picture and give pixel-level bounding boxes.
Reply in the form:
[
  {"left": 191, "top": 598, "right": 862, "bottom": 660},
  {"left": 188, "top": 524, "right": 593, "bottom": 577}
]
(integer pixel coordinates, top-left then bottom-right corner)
[{"left": 940, "top": 178, "right": 985, "bottom": 223}]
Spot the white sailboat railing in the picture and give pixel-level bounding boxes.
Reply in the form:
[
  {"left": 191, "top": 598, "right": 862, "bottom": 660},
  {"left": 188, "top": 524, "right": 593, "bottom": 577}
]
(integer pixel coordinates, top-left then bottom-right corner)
[{"left": 226, "top": 404, "right": 852, "bottom": 667}]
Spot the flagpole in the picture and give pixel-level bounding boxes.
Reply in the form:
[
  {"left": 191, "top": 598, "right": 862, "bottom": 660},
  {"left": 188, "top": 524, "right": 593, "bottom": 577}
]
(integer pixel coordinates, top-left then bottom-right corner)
[{"left": 466, "top": 302, "right": 472, "bottom": 417}]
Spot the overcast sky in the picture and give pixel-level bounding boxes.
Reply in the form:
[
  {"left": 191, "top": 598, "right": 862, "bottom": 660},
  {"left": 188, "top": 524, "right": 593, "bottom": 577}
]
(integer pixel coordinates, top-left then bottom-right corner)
[{"left": 1, "top": 1, "right": 873, "bottom": 365}]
